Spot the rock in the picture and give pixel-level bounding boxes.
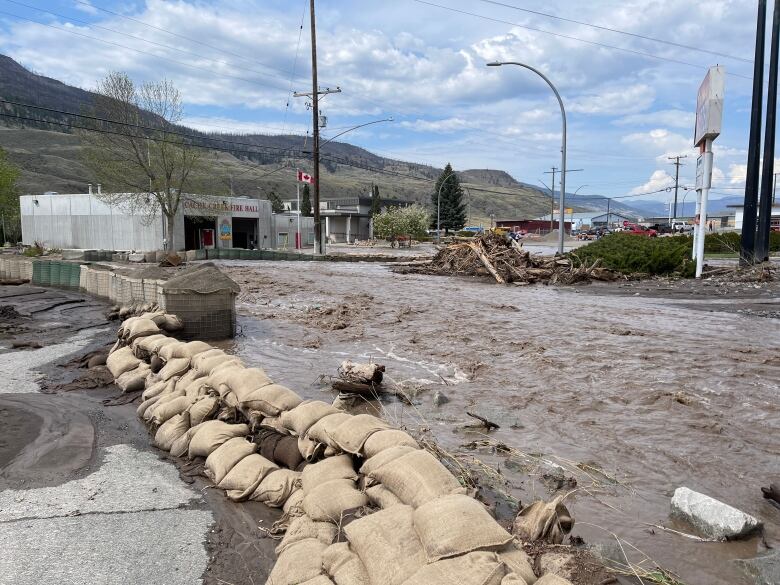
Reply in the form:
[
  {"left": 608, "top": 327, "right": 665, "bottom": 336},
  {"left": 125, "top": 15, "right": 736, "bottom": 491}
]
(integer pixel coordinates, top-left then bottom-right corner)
[
  {"left": 735, "top": 551, "right": 780, "bottom": 585},
  {"left": 536, "top": 552, "right": 576, "bottom": 581},
  {"left": 128, "top": 253, "right": 146, "bottom": 263},
  {"left": 671, "top": 487, "right": 762, "bottom": 540},
  {"left": 432, "top": 390, "right": 449, "bottom": 406}
]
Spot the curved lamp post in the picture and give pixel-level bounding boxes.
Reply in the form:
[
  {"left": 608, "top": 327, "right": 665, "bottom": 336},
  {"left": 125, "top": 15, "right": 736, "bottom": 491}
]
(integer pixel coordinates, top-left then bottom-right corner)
[
  {"left": 487, "top": 61, "right": 567, "bottom": 254},
  {"left": 319, "top": 117, "right": 394, "bottom": 148},
  {"left": 436, "top": 172, "right": 456, "bottom": 244}
]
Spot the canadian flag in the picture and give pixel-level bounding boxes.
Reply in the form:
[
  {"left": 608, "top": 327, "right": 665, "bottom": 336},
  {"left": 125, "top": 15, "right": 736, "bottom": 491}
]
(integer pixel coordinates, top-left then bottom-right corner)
[{"left": 297, "top": 170, "right": 314, "bottom": 184}]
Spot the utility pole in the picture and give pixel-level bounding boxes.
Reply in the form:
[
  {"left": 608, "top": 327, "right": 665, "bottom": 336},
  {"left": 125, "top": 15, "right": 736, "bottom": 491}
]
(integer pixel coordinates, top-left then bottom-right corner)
[
  {"left": 741, "top": 0, "right": 767, "bottom": 265},
  {"left": 757, "top": 0, "right": 780, "bottom": 262},
  {"left": 543, "top": 167, "right": 583, "bottom": 233},
  {"left": 668, "top": 155, "right": 687, "bottom": 219}
]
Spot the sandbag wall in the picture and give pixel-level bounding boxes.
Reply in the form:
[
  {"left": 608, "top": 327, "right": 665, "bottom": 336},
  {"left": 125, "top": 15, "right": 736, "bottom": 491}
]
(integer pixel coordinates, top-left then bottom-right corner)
[
  {"left": 106, "top": 313, "right": 572, "bottom": 585},
  {"left": 0, "top": 256, "right": 34, "bottom": 282}
]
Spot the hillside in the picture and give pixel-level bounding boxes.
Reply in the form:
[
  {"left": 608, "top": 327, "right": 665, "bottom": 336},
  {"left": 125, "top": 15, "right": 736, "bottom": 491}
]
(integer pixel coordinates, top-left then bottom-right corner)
[{"left": 0, "top": 54, "right": 567, "bottom": 222}]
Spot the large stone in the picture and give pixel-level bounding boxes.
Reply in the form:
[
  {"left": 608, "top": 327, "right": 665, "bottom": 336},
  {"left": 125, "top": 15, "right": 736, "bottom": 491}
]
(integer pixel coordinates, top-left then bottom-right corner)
[
  {"left": 537, "top": 552, "right": 577, "bottom": 581},
  {"left": 670, "top": 487, "right": 762, "bottom": 540},
  {"left": 735, "top": 551, "right": 780, "bottom": 585},
  {"left": 128, "top": 253, "right": 146, "bottom": 263}
]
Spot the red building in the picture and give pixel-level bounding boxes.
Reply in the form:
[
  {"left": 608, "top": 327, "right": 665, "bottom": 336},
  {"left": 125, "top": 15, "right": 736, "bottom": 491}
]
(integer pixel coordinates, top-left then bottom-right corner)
[{"left": 495, "top": 219, "right": 572, "bottom": 234}]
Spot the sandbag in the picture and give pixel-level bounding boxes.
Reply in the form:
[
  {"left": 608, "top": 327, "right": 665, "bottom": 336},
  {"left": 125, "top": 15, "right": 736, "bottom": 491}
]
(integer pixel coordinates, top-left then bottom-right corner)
[
  {"left": 143, "top": 388, "right": 185, "bottom": 423},
  {"left": 303, "top": 479, "right": 368, "bottom": 523},
  {"left": 512, "top": 495, "right": 574, "bottom": 545},
  {"left": 170, "top": 422, "right": 205, "bottom": 458},
  {"left": 283, "top": 487, "right": 305, "bottom": 516},
  {"left": 158, "top": 313, "right": 183, "bottom": 332},
  {"left": 300, "top": 577, "right": 336, "bottom": 585},
  {"left": 106, "top": 346, "right": 141, "bottom": 378},
  {"left": 327, "top": 414, "right": 390, "bottom": 454},
  {"left": 158, "top": 357, "right": 190, "bottom": 381},
  {"left": 150, "top": 355, "right": 164, "bottom": 373},
  {"left": 248, "top": 468, "right": 301, "bottom": 507},
  {"left": 222, "top": 366, "right": 272, "bottom": 399},
  {"left": 532, "top": 576, "right": 572, "bottom": 585},
  {"left": 241, "top": 383, "right": 303, "bottom": 416},
  {"left": 323, "top": 542, "right": 370, "bottom": 585},
  {"left": 266, "top": 538, "right": 327, "bottom": 585},
  {"left": 125, "top": 317, "right": 161, "bottom": 342},
  {"left": 497, "top": 541, "right": 537, "bottom": 585},
  {"left": 276, "top": 514, "right": 338, "bottom": 555},
  {"left": 154, "top": 412, "right": 191, "bottom": 451},
  {"left": 115, "top": 363, "right": 151, "bottom": 393},
  {"left": 258, "top": 415, "right": 291, "bottom": 436},
  {"left": 362, "top": 429, "right": 419, "bottom": 458},
  {"left": 301, "top": 455, "right": 358, "bottom": 494},
  {"left": 188, "top": 421, "right": 249, "bottom": 459},
  {"left": 188, "top": 395, "right": 219, "bottom": 426},
  {"left": 365, "top": 484, "right": 402, "bottom": 509},
  {"left": 400, "top": 551, "right": 507, "bottom": 585},
  {"left": 205, "top": 436, "right": 257, "bottom": 484},
  {"left": 152, "top": 395, "right": 195, "bottom": 426},
  {"left": 359, "top": 445, "right": 417, "bottom": 477},
  {"left": 368, "top": 449, "right": 464, "bottom": 508},
  {"left": 281, "top": 400, "right": 341, "bottom": 436},
  {"left": 193, "top": 350, "right": 241, "bottom": 376},
  {"left": 218, "top": 453, "right": 278, "bottom": 495},
  {"left": 142, "top": 378, "right": 169, "bottom": 401},
  {"left": 158, "top": 341, "right": 187, "bottom": 361},
  {"left": 137, "top": 393, "right": 162, "bottom": 419},
  {"left": 344, "top": 505, "right": 426, "bottom": 585},
  {"left": 413, "top": 494, "right": 512, "bottom": 562},
  {"left": 501, "top": 575, "right": 530, "bottom": 585},
  {"left": 175, "top": 368, "right": 203, "bottom": 391},
  {"left": 144, "top": 335, "right": 178, "bottom": 354},
  {"left": 134, "top": 333, "right": 168, "bottom": 352},
  {"left": 307, "top": 412, "right": 352, "bottom": 447},
  {"left": 160, "top": 340, "right": 212, "bottom": 360}
]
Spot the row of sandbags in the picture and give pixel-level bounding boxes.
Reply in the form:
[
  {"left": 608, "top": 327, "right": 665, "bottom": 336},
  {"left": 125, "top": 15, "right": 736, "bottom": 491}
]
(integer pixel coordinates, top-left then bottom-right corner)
[{"left": 105, "top": 313, "right": 575, "bottom": 585}]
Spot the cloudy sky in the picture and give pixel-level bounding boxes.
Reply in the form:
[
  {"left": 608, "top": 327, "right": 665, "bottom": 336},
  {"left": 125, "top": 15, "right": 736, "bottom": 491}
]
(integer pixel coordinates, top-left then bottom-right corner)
[{"left": 0, "top": 0, "right": 771, "bottom": 207}]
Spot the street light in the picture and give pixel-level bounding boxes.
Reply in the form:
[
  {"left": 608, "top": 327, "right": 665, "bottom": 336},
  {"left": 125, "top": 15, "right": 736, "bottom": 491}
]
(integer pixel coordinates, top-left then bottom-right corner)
[
  {"left": 488, "top": 61, "right": 568, "bottom": 254},
  {"left": 319, "top": 118, "right": 394, "bottom": 148},
  {"left": 437, "top": 172, "right": 456, "bottom": 244}
]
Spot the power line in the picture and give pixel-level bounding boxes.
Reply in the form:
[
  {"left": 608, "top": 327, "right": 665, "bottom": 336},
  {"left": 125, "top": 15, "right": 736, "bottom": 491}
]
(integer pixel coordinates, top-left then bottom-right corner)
[
  {"left": 476, "top": 0, "right": 752, "bottom": 64},
  {"left": 282, "top": 1, "right": 309, "bottom": 134},
  {"left": 412, "top": 0, "right": 753, "bottom": 80}
]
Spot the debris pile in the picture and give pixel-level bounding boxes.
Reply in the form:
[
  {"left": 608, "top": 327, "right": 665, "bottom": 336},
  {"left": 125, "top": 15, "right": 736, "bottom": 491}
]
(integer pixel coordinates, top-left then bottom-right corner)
[
  {"left": 397, "top": 232, "right": 617, "bottom": 285},
  {"left": 98, "top": 310, "right": 582, "bottom": 585}
]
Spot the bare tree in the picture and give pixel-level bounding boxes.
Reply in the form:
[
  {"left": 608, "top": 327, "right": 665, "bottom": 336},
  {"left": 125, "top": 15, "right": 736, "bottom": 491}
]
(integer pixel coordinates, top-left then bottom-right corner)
[{"left": 81, "top": 72, "right": 201, "bottom": 251}]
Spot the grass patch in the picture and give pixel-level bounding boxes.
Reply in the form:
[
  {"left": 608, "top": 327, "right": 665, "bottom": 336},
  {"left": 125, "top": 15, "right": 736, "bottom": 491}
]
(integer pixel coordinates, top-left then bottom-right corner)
[{"left": 571, "top": 233, "right": 695, "bottom": 277}]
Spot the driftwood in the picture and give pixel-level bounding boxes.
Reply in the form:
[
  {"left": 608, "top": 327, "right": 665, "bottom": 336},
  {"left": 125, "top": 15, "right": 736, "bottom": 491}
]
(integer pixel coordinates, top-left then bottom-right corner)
[
  {"left": 331, "top": 379, "right": 377, "bottom": 394},
  {"left": 466, "top": 411, "right": 500, "bottom": 430},
  {"left": 468, "top": 241, "right": 505, "bottom": 284}
]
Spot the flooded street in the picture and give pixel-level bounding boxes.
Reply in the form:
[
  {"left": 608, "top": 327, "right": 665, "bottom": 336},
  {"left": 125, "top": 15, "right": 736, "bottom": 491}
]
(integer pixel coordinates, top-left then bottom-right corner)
[{"left": 219, "top": 259, "right": 780, "bottom": 585}]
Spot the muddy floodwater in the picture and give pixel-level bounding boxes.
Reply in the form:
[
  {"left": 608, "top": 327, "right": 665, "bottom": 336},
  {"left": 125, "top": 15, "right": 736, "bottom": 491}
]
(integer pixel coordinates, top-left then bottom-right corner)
[{"left": 217, "top": 259, "right": 779, "bottom": 585}]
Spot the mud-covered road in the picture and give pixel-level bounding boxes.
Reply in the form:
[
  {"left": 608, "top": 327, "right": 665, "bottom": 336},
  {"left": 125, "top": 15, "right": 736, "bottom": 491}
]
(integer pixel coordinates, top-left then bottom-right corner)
[{"left": 220, "top": 259, "right": 780, "bottom": 585}]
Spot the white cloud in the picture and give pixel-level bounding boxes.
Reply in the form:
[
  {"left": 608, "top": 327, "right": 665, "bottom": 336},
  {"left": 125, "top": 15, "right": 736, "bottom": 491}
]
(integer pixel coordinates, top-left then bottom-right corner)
[
  {"left": 630, "top": 170, "right": 675, "bottom": 195},
  {"left": 615, "top": 109, "right": 695, "bottom": 129},
  {"left": 74, "top": 1, "right": 98, "bottom": 15},
  {"left": 570, "top": 84, "right": 655, "bottom": 116}
]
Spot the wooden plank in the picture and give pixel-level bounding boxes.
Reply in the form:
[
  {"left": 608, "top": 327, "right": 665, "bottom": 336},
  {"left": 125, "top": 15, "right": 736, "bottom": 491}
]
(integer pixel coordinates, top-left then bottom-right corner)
[{"left": 468, "top": 241, "right": 506, "bottom": 284}]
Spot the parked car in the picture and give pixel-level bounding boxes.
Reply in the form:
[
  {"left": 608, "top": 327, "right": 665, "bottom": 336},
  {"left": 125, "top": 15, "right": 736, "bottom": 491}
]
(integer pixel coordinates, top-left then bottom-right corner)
[
  {"left": 623, "top": 222, "right": 658, "bottom": 237},
  {"left": 671, "top": 221, "right": 694, "bottom": 233}
]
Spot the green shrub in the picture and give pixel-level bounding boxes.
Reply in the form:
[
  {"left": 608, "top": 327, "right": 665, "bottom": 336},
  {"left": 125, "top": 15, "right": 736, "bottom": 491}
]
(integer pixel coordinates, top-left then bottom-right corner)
[
  {"left": 703, "top": 231, "right": 780, "bottom": 253},
  {"left": 571, "top": 233, "right": 695, "bottom": 277}
]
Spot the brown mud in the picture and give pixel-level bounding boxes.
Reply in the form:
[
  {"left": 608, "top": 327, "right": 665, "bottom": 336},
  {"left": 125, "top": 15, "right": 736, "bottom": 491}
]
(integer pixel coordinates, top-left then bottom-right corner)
[{"left": 219, "top": 259, "right": 780, "bottom": 585}]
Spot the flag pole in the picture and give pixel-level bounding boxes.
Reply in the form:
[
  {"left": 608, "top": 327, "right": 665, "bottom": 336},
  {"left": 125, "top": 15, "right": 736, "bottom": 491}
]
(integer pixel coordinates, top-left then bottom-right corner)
[{"left": 296, "top": 170, "right": 301, "bottom": 249}]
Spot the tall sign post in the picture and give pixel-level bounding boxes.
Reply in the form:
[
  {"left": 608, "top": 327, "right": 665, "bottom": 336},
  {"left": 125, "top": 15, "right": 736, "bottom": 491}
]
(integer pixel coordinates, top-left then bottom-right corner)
[{"left": 692, "top": 66, "right": 725, "bottom": 278}]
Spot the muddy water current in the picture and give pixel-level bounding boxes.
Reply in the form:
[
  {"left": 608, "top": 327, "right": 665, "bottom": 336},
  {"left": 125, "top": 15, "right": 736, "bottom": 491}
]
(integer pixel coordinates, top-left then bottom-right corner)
[{"left": 218, "top": 260, "right": 779, "bottom": 585}]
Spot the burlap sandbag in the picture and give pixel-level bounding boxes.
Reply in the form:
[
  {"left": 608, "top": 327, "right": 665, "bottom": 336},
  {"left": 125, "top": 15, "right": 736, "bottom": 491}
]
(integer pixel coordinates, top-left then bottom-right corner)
[
  {"left": 175, "top": 368, "right": 203, "bottom": 391},
  {"left": 183, "top": 377, "right": 209, "bottom": 400},
  {"left": 299, "top": 577, "right": 336, "bottom": 585},
  {"left": 106, "top": 346, "right": 141, "bottom": 378},
  {"left": 162, "top": 340, "right": 212, "bottom": 360},
  {"left": 283, "top": 487, "right": 305, "bottom": 516},
  {"left": 157, "top": 340, "right": 186, "bottom": 361},
  {"left": 344, "top": 505, "right": 426, "bottom": 585},
  {"left": 158, "top": 357, "right": 190, "bottom": 381},
  {"left": 188, "top": 395, "right": 219, "bottom": 426},
  {"left": 258, "top": 415, "right": 291, "bottom": 436},
  {"left": 248, "top": 468, "right": 301, "bottom": 507},
  {"left": 512, "top": 495, "right": 573, "bottom": 545},
  {"left": 115, "top": 363, "right": 151, "bottom": 393},
  {"left": 400, "top": 551, "right": 507, "bottom": 585},
  {"left": 154, "top": 412, "right": 191, "bottom": 451},
  {"left": 170, "top": 422, "right": 204, "bottom": 458},
  {"left": 306, "top": 412, "right": 352, "bottom": 447},
  {"left": 501, "top": 574, "right": 530, "bottom": 585},
  {"left": 137, "top": 393, "right": 162, "bottom": 419},
  {"left": 145, "top": 335, "right": 178, "bottom": 355},
  {"left": 266, "top": 538, "right": 327, "bottom": 585},
  {"left": 365, "top": 484, "right": 402, "bottom": 509},
  {"left": 143, "top": 388, "right": 185, "bottom": 423},
  {"left": 152, "top": 395, "right": 195, "bottom": 426},
  {"left": 205, "top": 436, "right": 257, "bottom": 484},
  {"left": 303, "top": 479, "right": 369, "bottom": 522},
  {"left": 241, "top": 383, "right": 303, "bottom": 416},
  {"left": 158, "top": 313, "right": 183, "bottom": 332},
  {"left": 362, "top": 430, "right": 419, "bottom": 458},
  {"left": 193, "top": 350, "right": 241, "bottom": 376},
  {"left": 275, "top": 514, "right": 338, "bottom": 555},
  {"left": 218, "top": 453, "right": 278, "bottom": 494},
  {"left": 188, "top": 421, "right": 249, "bottom": 459},
  {"left": 413, "top": 494, "right": 512, "bottom": 562},
  {"left": 531, "top": 575, "right": 572, "bottom": 585},
  {"left": 327, "top": 414, "right": 390, "bottom": 455},
  {"left": 125, "top": 317, "right": 161, "bottom": 342},
  {"left": 281, "top": 400, "right": 340, "bottom": 436},
  {"left": 359, "top": 445, "right": 417, "bottom": 477},
  {"left": 323, "top": 542, "right": 370, "bottom": 585},
  {"left": 134, "top": 333, "right": 168, "bottom": 353},
  {"left": 368, "top": 449, "right": 464, "bottom": 508},
  {"left": 497, "top": 541, "right": 537, "bottom": 585},
  {"left": 301, "top": 455, "right": 358, "bottom": 494},
  {"left": 222, "top": 367, "right": 272, "bottom": 400},
  {"left": 142, "top": 378, "right": 169, "bottom": 401}
]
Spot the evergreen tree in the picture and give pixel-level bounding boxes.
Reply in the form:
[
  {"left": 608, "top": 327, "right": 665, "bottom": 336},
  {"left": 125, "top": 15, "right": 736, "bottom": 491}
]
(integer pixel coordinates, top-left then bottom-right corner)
[
  {"left": 0, "top": 147, "right": 20, "bottom": 244},
  {"left": 370, "top": 184, "right": 382, "bottom": 216},
  {"left": 268, "top": 190, "right": 285, "bottom": 213},
  {"left": 300, "top": 184, "right": 313, "bottom": 217},
  {"left": 430, "top": 163, "right": 466, "bottom": 234}
]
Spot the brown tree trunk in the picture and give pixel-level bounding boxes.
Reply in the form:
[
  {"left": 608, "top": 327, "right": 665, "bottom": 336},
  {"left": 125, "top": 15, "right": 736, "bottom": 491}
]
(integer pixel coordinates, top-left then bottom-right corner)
[{"left": 166, "top": 213, "right": 176, "bottom": 251}]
